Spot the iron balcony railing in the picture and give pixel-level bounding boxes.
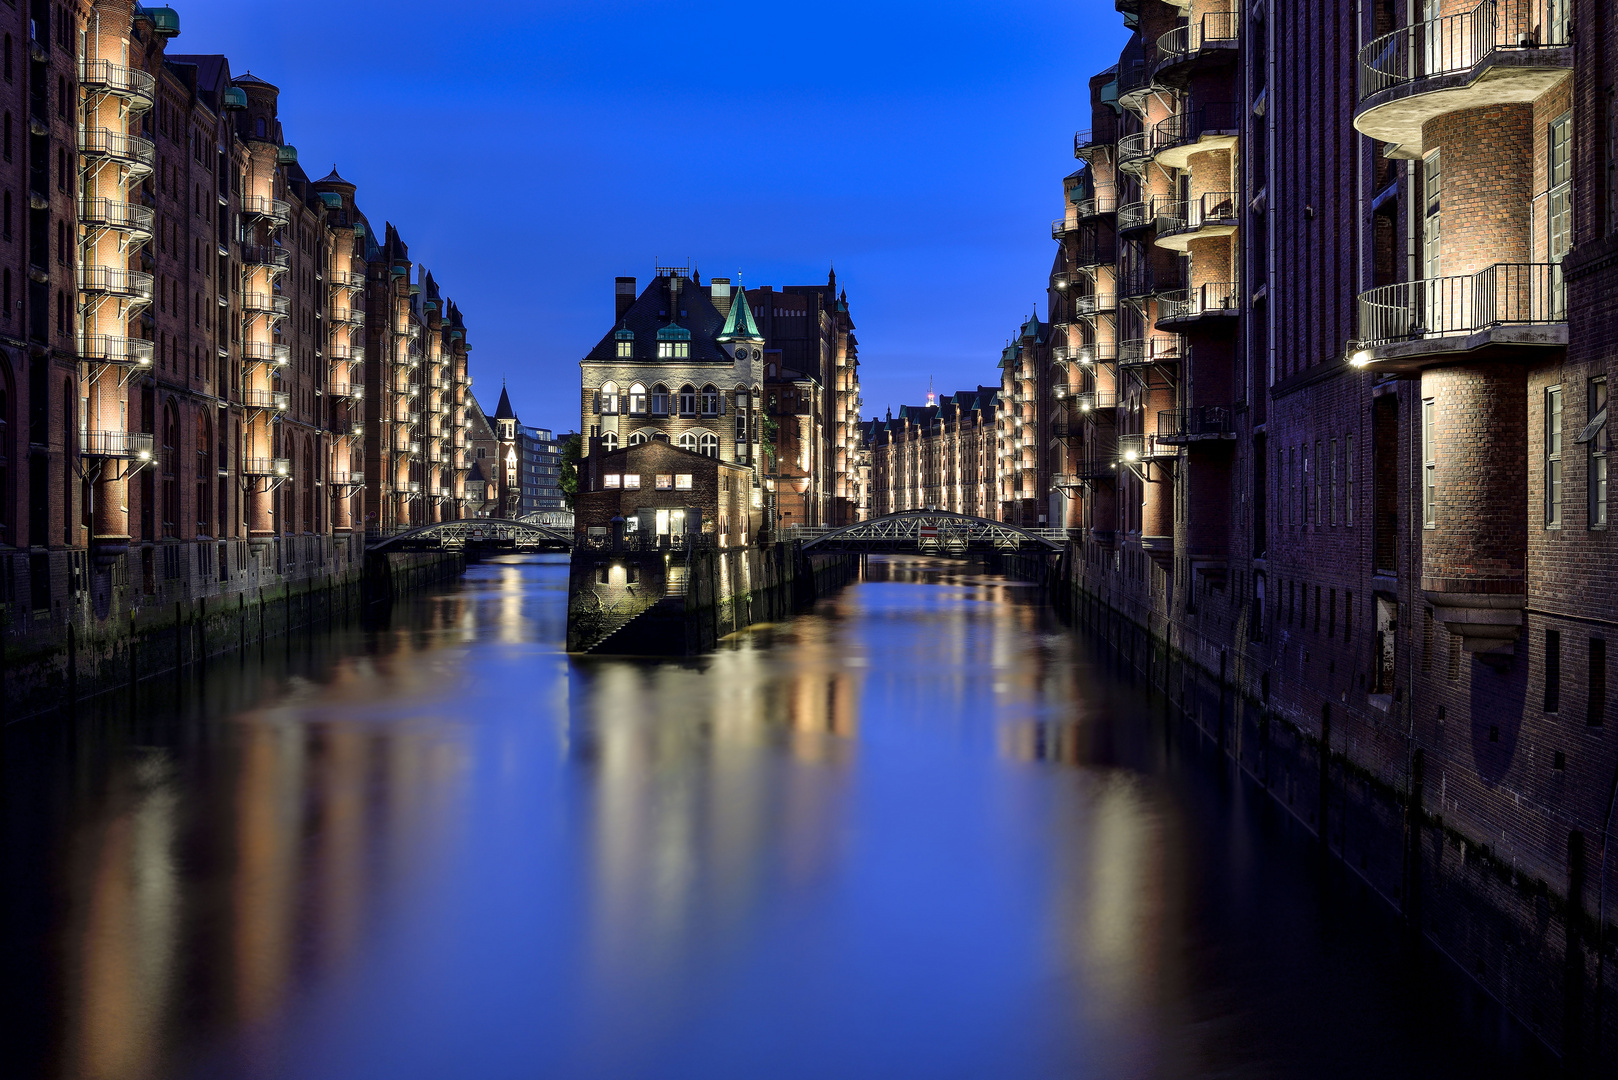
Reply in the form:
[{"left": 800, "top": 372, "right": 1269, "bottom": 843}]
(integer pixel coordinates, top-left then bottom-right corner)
[
  {"left": 1116, "top": 58, "right": 1150, "bottom": 98},
  {"left": 242, "top": 292, "right": 291, "bottom": 317},
  {"left": 79, "top": 266, "right": 154, "bottom": 302},
  {"left": 80, "top": 430, "right": 154, "bottom": 459},
  {"left": 1356, "top": 263, "right": 1565, "bottom": 348},
  {"left": 1051, "top": 218, "right": 1080, "bottom": 240},
  {"left": 1118, "top": 433, "right": 1177, "bottom": 462},
  {"left": 1118, "top": 335, "right": 1185, "bottom": 368},
  {"left": 1118, "top": 131, "right": 1152, "bottom": 171},
  {"left": 242, "top": 457, "right": 292, "bottom": 477},
  {"left": 1076, "top": 391, "right": 1118, "bottom": 415},
  {"left": 1155, "top": 9, "right": 1240, "bottom": 66},
  {"left": 1073, "top": 128, "right": 1114, "bottom": 160},
  {"left": 1072, "top": 235, "right": 1118, "bottom": 269},
  {"left": 1152, "top": 102, "right": 1242, "bottom": 155},
  {"left": 1155, "top": 190, "right": 1239, "bottom": 235},
  {"left": 1073, "top": 290, "right": 1118, "bottom": 316},
  {"left": 332, "top": 471, "right": 364, "bottom": 487},
  {"left": 79, "top": 128, "right": 156, "bottom": 174},
  {"left": 242, "top": 389, "right": 290, "bottom": 412},
  {"left": 79, "top": 198, "right": 155, "bottom": 239},
  {"left": 79, "top": 333, "right": 153, "bottom": 367},
  {"left": 329, "top": 380, "right": 362, "bottom": 399},
  {"left": 1358, "top": 0, "right": 1570, "bottom": 102},
  {"left": 241, "top": 243, "right": 291, "bottom": 271},
  {"left": 335, "top": 305, "right": 366, "bottom": 326},
  {"left": 1118, "top": 200, "right": 1150, "bottom": 233},
  {"left": 328, "top": 269, "right": 365, "bottom": 290},
  {"left": 1158, "top": 281, "right": 1240, "bottom": 320},
  {"left": 241, "top": 195, "right": 292, "bottom": 224},
  {"left": 1073, "top": 190, "right": 1118, "bottom": 218},
  {"left": 78, "top": 58, "right": 157, "bottom": 105},
  {"left": 1156, "top": 406, "right": 1234, "bottom": 442},
  {"left": 242, "top": 341, "right": 291, "bottom": 365}
]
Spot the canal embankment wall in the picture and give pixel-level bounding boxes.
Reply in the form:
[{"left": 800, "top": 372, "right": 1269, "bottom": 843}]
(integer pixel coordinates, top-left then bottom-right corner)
[
  {"left": 996, "top": 546, "right": 1618, "bottom": 1072},
  {"left": 565, "top": 541, "right": 859, "bottom": 655},
  {"left": 2, "top": 540, "right": 463, "bottom": 721}
]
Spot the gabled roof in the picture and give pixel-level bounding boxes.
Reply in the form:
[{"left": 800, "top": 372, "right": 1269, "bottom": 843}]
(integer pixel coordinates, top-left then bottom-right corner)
[
  {"left": 717, "top": 284, "right": 763, "bottom": 341},
  {"left": 582, "top": 276, "right": 738, "bottom": 364}
]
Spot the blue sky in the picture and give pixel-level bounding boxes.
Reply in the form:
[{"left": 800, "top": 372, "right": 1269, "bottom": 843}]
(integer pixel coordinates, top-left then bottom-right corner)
[{"left": 182, "top": 0, "right": 1129, "bottom": 434}]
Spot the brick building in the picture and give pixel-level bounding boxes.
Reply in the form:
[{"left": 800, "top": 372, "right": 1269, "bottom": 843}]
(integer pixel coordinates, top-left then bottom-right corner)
[
  {"left": 867, "top": 385, "right": 999, "bottom": 518},
  {"left": 577, "top": 267, "right": 863, "bottom": 535},
  {"left": 0, "top": 2, "right": 473, "bottom": 666},
  {"left": 1029, "top": 0, "right": 1614, "bottom": 1059}
]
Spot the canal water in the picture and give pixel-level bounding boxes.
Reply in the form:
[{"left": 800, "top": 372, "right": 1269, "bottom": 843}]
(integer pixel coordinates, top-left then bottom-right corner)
[{"left": 3, "top": 555, "right": 1556, "bottom": 1079}]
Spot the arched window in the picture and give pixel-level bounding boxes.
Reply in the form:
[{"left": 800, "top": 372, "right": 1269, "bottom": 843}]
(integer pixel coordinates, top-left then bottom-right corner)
[
  {"left": 196, "top": 412, "right": 212, "bottom": 536},
  {"left": 678, "top": 432, "right": 696, "bottom": 452},
  {"left": 650, "top": 383, "right": 669, "bottom": 416},
  {"left": 628, "top": 430, "right": 648, "bottom": 447},
  {"left": 600, "top": 381, "right": 619, "bottom": 415},
  {"left": 162, "top": 401, "right": 179, "bottom": 537},
  {"left": 602, "top": 431, "right": 619, "bottom": 452},
  {"left": 699, "top": 432, "right": 719, "bottom": 459},
  {"left": 679, "top": 384, "right": 696, "bottom": 416},
  {"left": 652, "top": 431, "right": 669, "bottom": 443},
  {"left": 628, "top": 383, "right": 646, "bottom": 415},
  {"left": 701, "top": 385, "right": 719, "bottom": 416},
  {"left": 255, "top": 116, "right": 266, "bottom": 138}
]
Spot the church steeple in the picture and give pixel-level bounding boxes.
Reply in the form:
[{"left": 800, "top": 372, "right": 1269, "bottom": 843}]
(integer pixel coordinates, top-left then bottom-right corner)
[{"left": 717, "top": 284, "right": 763, "bottom": 342}]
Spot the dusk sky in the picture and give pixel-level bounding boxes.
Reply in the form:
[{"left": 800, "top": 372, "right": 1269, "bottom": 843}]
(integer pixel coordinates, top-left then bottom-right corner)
[{"left": 184, "top": 0, "right": 1129, "bottom": 435}]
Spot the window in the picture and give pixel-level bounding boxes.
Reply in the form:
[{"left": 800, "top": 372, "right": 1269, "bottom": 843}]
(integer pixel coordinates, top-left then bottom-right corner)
[
  {"left": 1549, "top": 112, "right": 1573, "bottom": 264},
  {"left": 1546, "top": 629, "right": 1562, "bottom": 712},
  {"left": 679, "top": 385, "right": 696, "bottom": 416},
  {"left": 675, "top": 474, "right": 693, "bottom": 490},
  {"left": 1312, "top": 440, "right": 1321, "bottom": 524},
  {"left": 1422, "top": 149, "right": 1441, "bottom": 279},
  {"left": 628, "top": 383, "right": 646, "bottom": 415},
  {"left": 1422, "top": 398, "right": 1436, "bottom": 526},
  {"left": 604, "top": 473, "right": 621, "bottom": 489},
  {"left": 628, "top": 431, "right": 648, "bottom": 446},
  {"left": 616, "top": 339, "right": 632, "bottom": 358},
  {"left": 602, "top": 431, "right": 619, "bottom": 452},
  {"left": 650, "top": 384, "right": 669, "bottom": 416},
  {"left": 1329, "top": 438, "right": 1339, "bottom": 525},
  {"left": 1589, "top": 377, "right": 1608, "bottom": 527},
  {"left": 678, "top": 431, "right": 696, "bottom": 452},
  {"left": 1346, "top": 433, "right": 1355, "bottom": 526},
  {"left": 655, "top": 474, "right": 673, "bottom": 490},
  {"left": 699, "top": 432, "right": 718, "bottom": 458},
  {"left": 623, "top": 473, "right": 641, "bottom": 490},
  {"left": 600, "top": 381, "right": 620, "bottom": 414},
  {"left": 657, "top": 340, "right": 690, "bottom": 359},
  {"left": 1547, "top": 386, "right": 1563, "bottom": 526},
  {"left": 702, "top": 385, "right": 719, "bottom": 415}
]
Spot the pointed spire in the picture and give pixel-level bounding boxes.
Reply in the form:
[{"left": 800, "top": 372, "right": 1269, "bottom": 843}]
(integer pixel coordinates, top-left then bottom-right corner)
[
  {"left": 494, "top": 382, "right": 516, "bottom": 422},
  {"left": 717, "top": 282, "right": 762, "bottom": 341}
]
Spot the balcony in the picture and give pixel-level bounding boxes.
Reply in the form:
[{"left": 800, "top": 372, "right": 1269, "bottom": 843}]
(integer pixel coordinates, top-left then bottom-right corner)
[
  {"left": 1157, "top": 281, "right": 1240, "bottom": 326},
  {"left": 243, "top": 457, "right": 292, "bottom": 478},
  {"left": 1073, "top": 190, "right": 1118, "bottom": 219},
  {"left": 1154, "top": 11, "right": 1240, "bottom": 85},
  {"left": 329, "top": 269, "right": 365, "bottom": 291},
  {"left": 1353, "top": 263, "right": 1566, "bottom": 371},
  {"left": 241, "top": 243, "right": 291, "bottom": 271},
  {"left": 335, "top": 305, "right": 366, "bottom": 327},
  {"left": 1118, "top": 335, "right": 1184, "bottom": 372},
  {"left": 1356, "top": 0, "right": 1570, "bottom": 156},
  {"left": 79, "top": 128, "right": 156, "bottom": 179},
  {"left": 241, "top": 195, "right": 291, "bottom": 225},
  {"left": 1072, "top": 289, "right": 1118, "bottom": 317},
  {"left": 1155, "top": 406, "right": 1235, "bottom": 445},
  {"left": 1051, "top": 218, "right": 1082, "bottom": 241},
  {"left": 1118, "top": 433, "right": 1178, "bottom": 463},
  {"left": 79, "top": 266, "right": 155, "bottom": 305},
  {"left": 1073, "top": 128, "right": 1114, "bottom": 162},
  {"left": 1153, "top": 191, "right": 1239, "bottom": 251},
  {"left": 80, "top": 430, "right": 154, "bottom": 460},
  {"left": 1117, "top": 200, "right": 1150, "bottom": 234},
  {"left": 78, "top": 59, "right": 157, "bottom": 109},
  {"left": 329, "top": 380, "right": 363, "bottom": 399},
  {"left": 242, "top": 292, "right": 291, "bottom": 319},
  {"left": 79, "top": 198, "right": 155, "bottom": 242},
  {"left": 242, "top": 389, "right": 290, "bottom": 414},
  {"left": 242, "top": 341, "right": 291, "bottom": 366},
  {"left": 1071, "top": 234, "right": 1118, "bottom": 271},
  {"left": 79, "top": 333, "right": 153, "bottom": 368},
  {"left": 1076, "top": 391, "right": 1118, "bottom": 417},
  {"left": 1118, "top": 131, "right": 1153, "bottom": 173},
  {"left": 1152, "top": 103, "right": 1241, "bottom": 169},
  {"left": 332, "top": 471, "right": 364, "bottom": 487}
]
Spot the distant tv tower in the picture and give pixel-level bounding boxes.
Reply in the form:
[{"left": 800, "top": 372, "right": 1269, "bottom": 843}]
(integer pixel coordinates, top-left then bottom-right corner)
[{"left": 926, "top": 376, "right": 936, "bottom": 407}]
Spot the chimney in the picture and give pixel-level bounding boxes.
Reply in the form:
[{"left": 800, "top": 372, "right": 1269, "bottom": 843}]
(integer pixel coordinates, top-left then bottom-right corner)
[
  {"left": 615, "top": 277, "right": 636, "bottom": 320},
  {"left": 709, "top": 277, "right": 732, "bottom": 317}
]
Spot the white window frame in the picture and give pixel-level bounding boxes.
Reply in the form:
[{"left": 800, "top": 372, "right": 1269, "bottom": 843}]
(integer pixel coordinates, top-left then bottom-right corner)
[
  {"left": 1422, "top": 398, "right": 1436, "bottom": 528},
  {"left": 1548, "top": 385, "right": 1564, "bottom": 527}
]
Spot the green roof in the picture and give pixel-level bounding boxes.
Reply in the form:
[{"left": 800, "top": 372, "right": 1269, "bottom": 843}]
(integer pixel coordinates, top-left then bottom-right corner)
[{"left": 717, "top": 288, "right": 761, "bottom": 340}]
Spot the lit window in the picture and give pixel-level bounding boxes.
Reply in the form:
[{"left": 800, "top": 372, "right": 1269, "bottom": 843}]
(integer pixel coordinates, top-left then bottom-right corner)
[
  {"left": 650, "top": 385, "right": 669, "bottom": 415},
  {"left": 604, "top": 474, "right": 621, "bottom": 489},
  {"left": 675, "top": 474, "right": 693, "bottom": 490},
  {"left": 699, "top": 432, "right": 719, "bottom": 458},
  {"left": 679, "top": 432, "right": 697, "bottom": 452},
  {"left": 616, "top": 340, "right": 632, "bottom": 358},
  {"left": 628, "top": 383, "right": 646, "bottom": 415},
  {"left": 624, "top": 473, "right": 641, "bottom": 490},
  {"left": 656, "top": 474, "right": 673, "bottom": 490},
  {"left": 602, "top": 431, "right": 618, "bottom": 452},
  {"left": 702, "top": 385, "right": 719, "bottom": 415},
  {"left": 629, "top": 431, "right": 648, "bottom": 446}
]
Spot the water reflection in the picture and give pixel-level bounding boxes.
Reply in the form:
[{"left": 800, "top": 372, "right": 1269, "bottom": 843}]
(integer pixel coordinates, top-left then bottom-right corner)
[{"left": 3, "top": 554, "right": 1554, "bottom": 1079}]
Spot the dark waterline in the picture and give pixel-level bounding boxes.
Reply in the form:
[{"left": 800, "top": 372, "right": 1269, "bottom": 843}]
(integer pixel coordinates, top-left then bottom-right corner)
[{"left": 2, "top": 555, "right": 1556, "bottom": 1079}]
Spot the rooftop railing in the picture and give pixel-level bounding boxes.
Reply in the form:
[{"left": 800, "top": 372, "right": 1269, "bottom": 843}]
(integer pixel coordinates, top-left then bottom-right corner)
[
  {"left": 1358, "top": 0, "right": 1569, "bottom": 102},
  {"left": 1356, "top": 263, "right": 1565, "bottom": 347}
]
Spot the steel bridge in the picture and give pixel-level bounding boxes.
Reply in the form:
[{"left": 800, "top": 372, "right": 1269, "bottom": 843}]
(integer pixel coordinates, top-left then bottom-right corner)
[
  {"left": 793, "top": 511, "right": 1071, "bottom": 555},
  {"left": 368, "top": 517, "right": 574, "bottom": 552}
]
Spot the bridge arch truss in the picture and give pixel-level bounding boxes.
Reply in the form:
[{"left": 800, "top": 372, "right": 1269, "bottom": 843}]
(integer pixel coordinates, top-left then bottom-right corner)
[
  {"left": 368, "top": 518, "right": 574, "bottom": 552},
  {"left": 798, "top": 511, "right": 1068, "bottom": 555}
]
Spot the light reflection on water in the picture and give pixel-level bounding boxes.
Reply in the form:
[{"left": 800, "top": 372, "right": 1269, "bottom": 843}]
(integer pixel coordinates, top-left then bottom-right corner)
[{"left": 3, "top": 555, "right": 1553, "bottom": 1079}]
